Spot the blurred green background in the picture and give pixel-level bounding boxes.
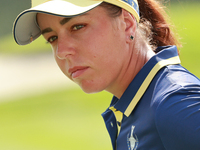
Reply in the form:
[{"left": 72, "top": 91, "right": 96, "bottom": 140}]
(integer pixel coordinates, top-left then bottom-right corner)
[{"left": 0, "top": 0, "right": 200, "bottom": 150}]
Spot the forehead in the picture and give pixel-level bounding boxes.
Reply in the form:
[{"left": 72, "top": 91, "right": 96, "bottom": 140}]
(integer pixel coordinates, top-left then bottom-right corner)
[{"left": 37, "top": 6, "right": 108, "bottom": 25}]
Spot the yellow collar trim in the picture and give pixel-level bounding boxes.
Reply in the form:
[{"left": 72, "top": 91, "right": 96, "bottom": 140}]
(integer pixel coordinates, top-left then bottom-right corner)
[
  {"left": 124, "top": 56, "right": 181, "bottom": 117},
  {"left": 109, "top": 106, "right": 123, "bottom": 135}
]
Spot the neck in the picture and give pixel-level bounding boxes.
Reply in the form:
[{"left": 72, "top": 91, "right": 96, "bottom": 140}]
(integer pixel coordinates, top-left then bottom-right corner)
[{"left": 106, "top": 36, "right": 155, "bottom": 99}]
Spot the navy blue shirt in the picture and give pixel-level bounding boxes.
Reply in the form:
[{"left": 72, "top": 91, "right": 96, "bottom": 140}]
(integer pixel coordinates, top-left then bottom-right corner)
[{"left": 102, "top": 46, "right": 200, "bottom": 150}]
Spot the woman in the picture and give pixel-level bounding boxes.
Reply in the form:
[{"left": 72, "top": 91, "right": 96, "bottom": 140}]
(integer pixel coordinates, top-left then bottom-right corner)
[{"left": 13, "top": 0, "right": 200, "bottom": 149}]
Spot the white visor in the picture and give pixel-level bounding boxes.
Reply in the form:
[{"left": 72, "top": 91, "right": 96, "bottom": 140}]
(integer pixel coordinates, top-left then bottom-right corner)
[
  {"left": 13, "top": 0, "right": 102, "bottom": 45},
  {"left": 13, "top": 0, "right": 140, "bottom": 45}
]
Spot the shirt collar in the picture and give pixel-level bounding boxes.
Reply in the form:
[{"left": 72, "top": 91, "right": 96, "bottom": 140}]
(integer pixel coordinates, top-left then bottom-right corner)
[{"left": 110, "top": 46, "right": 181, "bottom": 117}]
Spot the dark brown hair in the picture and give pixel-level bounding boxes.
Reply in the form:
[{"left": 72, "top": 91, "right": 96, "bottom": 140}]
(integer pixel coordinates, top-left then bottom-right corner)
[{"left": 100, "top": 0, "right": 181, "bottom": 52}]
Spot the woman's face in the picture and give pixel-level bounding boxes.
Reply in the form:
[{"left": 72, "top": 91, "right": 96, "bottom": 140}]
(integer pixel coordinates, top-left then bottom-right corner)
[{"left": 37, "top": 6, "right": 130, "bottom": 94}]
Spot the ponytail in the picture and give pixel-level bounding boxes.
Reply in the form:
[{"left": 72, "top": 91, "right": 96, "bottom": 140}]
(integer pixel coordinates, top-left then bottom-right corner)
[{"left": 138, "top": 0, "right": 181, "bottom": 52}]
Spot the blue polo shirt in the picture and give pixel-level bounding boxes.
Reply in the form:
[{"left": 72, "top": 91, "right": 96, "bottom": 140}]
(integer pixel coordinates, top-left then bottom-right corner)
[{"left": 102, "top": 46, "right": 200, "bottom": 150}]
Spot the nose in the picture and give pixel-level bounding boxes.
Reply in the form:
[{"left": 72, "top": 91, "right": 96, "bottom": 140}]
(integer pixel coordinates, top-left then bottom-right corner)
[{"left": 55, "top": 37, "right": 75, "bottom": 60}]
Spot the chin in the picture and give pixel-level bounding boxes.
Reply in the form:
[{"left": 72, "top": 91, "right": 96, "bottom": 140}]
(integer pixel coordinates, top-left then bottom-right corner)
[
  {"left": 76, "top": 77, "right": 109, "bottom": 94},
  {"left": 79, "top": 82, "right": 105, "bottom": 94},
  {"left": 80, "top": 86, "right": 103, "bottom": 94}
]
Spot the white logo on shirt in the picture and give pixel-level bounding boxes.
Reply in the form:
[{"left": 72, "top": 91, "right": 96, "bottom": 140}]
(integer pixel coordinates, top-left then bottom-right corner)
[{"left": 127, "top": 126, "right": 138, "bottom": 150}]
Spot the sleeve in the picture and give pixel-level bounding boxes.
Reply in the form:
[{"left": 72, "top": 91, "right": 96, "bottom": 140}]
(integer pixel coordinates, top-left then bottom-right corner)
[{"left": 155, "top": 85, "right": 200, "bottom": 150}]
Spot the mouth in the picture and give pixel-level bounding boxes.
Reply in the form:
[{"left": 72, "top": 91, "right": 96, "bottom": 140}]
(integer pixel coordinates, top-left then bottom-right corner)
[{"left": 68, "top": 66, "right": 89, "bottom": 79}]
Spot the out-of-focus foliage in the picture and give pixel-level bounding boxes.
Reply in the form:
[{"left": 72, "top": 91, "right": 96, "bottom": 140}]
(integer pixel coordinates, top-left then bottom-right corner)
[
  {"left": 0, "top": 0, "right": 199, "bottom": 38},
  {"left": 0, "top": 0, "right": 30, "bottom": 37},
  {"left": 0, "top": 88, "right": 113, "bottom": 150},
  {"left": 0, "top": 1, "right": 200, "bottom": 150}
]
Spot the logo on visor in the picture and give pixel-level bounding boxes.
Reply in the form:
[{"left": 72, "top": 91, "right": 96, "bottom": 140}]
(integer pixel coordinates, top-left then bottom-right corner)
[
  {"left": 122, "top": 0, "right": 139, "bottom": 15},
  {"left": 127, "top": 126, "right": 138, "bottom": 150}
]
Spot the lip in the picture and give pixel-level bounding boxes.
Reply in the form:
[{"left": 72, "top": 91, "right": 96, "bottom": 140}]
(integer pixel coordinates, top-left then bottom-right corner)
[{"left": 68, "top": 66, "right": 89, "bottom": 78}]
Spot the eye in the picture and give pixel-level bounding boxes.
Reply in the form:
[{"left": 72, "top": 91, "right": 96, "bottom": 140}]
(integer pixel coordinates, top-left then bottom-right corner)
[
  {"left": 72, "top": 24, "right": 85, "bottom": 31},
  {"left": 47, "top": 36, "right": 58, "bottom": 43}
]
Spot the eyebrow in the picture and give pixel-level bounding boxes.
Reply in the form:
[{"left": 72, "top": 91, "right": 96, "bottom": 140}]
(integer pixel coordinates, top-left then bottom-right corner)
[
  {"left": 41, "top": 28, "right": 53, "bottom": 34},
  {"left": 41, "top": 13, "right": 89, "bottom": 35},
  {"left": 41, "top": 17, "right": 72, "bottom": 35},
  {"left": 60, "top": 18, "right": 72, "bottom": 25}
]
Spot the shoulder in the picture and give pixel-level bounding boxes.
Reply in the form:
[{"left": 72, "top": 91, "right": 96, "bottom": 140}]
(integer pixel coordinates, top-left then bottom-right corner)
[
  {"left": 152, "top": 64, "right": 200, "bottom": 106},
  {"left": 152, "top": 65, "right": 200, "bottom": 149}
]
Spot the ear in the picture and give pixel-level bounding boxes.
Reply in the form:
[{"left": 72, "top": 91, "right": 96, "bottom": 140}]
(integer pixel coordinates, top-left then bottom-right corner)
[{"left": 121, "top": 9, "right": 137, "bottom": 43}]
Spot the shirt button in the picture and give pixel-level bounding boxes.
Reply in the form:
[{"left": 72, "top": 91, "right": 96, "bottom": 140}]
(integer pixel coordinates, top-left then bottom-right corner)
[{"left": 110, "top": 122, "right": 113, "bottom": 127}]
